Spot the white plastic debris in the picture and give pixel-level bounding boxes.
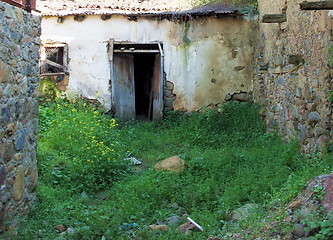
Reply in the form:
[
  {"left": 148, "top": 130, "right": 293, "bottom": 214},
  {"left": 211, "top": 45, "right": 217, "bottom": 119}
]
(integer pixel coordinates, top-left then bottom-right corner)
[
  {"left": 124, "top": 157, "right": 142, "bottom": 165},
  {"left": 187, "top": 217, "right": 204, "bottom": 231}
]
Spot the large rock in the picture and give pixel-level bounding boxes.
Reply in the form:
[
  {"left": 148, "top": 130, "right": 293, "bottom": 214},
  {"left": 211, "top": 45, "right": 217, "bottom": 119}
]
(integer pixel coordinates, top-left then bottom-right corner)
[
  {"left": 154, "top": 155, "right": 185, "bottom": 173},
  {"left": 231, "top": 203, "right": 260, "bottom": 221},
  {"left": 322, "top": 172, "right": 333, "bottom": 216}
]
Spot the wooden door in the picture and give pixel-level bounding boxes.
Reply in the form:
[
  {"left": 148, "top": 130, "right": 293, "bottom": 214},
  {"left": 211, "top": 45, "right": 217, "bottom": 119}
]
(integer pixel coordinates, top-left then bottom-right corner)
[
  {"left": 112, "top": 53, "right": 136, "bottom": 120},
  {"left": 151, "top": 53, "right": 163, "bottom": 121}
]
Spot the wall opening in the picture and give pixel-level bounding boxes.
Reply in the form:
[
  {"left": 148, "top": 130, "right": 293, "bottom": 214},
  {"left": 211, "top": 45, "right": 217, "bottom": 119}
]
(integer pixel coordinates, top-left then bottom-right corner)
[
  {"left": 40, "top": 43, "right": 68, "bottom": 75},
  {"left": 110, "top": 42, "right": 164, "bottom": 121},
  {"left": 133, "top": 53, "right": 156, "bottom": 119}
]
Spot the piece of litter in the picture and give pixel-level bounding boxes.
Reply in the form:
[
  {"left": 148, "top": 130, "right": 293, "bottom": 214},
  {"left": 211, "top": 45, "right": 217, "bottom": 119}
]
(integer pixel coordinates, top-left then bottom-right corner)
[
  {"left": 187, "top": 217, "right": 204, "bottom": 231},
  {"left": 124, "top": 157, "right": 142, "bottom": 165}
]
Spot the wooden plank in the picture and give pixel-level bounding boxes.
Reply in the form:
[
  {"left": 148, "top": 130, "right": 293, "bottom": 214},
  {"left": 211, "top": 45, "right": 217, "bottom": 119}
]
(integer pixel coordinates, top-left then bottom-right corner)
[
  {"left": 41, "top": 73, "right": 65, "bottom": 76},
  {"left": 113, "top": 50, "right": 160, "bottom": 53},
  {"left": 108, "top": 38, "right": 114, "bottom": 63},
  {"left": 262, "top": 14, "right": 286, "bottom": 23},
  {"left": 152, "top": 54, "right": 163, "bottom": 121},
  {"left": 0, "top": 0, "right": 24, "bottom": 9},
  {"left": 300, "top": 1, "right": 333, "bottom": 10},
  {"left": 112, "top": 53, "right": 136, "bottom": 120},
  {"left": 45, "top": 59, "right": 64, "bottom": 70}
]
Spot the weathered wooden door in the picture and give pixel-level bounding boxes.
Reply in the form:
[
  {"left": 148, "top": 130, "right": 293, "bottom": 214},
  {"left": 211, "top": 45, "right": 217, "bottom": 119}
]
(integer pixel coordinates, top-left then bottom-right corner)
[
  {"left": 152, "top": 53, "right": 163, "bottom": 121},
  {"left": 112, "top": 53, "right": 136, "bottom": 120}
]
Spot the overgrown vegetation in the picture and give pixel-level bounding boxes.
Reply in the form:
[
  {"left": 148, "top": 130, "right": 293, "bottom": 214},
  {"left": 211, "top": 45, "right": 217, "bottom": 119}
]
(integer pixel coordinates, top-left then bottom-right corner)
[
  {"left": 16, "top": 100, "right": 333, "bottom": 239},
  {"left": 185, "top": 0, "right": 258, "bottom": 10}
]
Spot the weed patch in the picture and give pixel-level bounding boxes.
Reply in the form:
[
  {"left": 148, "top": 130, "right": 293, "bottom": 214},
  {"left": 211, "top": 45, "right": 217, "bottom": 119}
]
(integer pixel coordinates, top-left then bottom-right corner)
[{"left": 16, "top": 100, "right": 333, "bottom": 239}]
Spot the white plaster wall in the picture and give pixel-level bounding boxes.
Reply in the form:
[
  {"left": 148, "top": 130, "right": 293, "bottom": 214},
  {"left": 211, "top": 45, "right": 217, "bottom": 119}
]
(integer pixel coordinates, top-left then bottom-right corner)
[{"left": 41, "top": 15, "right": 256, "bottom": 111}]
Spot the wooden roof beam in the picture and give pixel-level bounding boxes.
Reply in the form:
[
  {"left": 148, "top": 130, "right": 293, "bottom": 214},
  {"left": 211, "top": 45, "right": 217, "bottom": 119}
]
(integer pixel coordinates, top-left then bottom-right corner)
[
  {"left": 300, "top": 1, "right": 333, "bottom": 10},
  {"left": 262, "top": 14, "right": 286, "bottom": 23}
]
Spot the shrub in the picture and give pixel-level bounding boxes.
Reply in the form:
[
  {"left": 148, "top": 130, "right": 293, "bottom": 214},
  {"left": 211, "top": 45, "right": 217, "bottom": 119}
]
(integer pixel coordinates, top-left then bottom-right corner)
[{"left": 38, "top": 100, "right": 132, "bottom": 193}]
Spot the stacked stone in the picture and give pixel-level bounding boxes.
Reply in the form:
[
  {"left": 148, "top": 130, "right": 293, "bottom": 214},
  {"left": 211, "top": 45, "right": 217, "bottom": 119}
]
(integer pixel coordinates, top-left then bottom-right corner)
[
  {"left": 254, "top": 0, "right": 332, "bottom": 153},
  {"left": 0, "top": 2, "right": 41, "bottom": 234}
]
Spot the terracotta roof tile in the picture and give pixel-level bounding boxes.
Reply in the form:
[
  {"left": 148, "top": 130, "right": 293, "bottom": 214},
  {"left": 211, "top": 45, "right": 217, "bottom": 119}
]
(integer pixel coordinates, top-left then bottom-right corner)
[{"left": 37, "top": 0, "right": 239, "bottom": 16}]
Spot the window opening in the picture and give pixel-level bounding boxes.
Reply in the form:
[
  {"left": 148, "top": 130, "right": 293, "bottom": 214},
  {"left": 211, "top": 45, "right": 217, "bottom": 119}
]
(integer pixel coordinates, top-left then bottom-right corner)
[{"left": 41, "top": 44, "right": 68, "bottom": 75}]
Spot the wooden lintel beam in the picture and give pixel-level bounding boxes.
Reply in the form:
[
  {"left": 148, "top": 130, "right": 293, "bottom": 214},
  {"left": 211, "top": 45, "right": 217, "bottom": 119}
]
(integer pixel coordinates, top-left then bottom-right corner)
[
  {"left": 262, "top": 14, "right": 287, "bottom": 23},
  {"left": 113, "top": 50, "right": 160, "bottom": 53},
  {"left": 300, "top": 1, "right": 333, "bottom": 10}
]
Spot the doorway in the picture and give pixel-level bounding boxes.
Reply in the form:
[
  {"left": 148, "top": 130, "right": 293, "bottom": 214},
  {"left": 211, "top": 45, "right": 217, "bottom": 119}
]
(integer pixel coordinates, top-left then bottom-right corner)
[
  {"left": 109, "top": 41, "right": 164, "bottom": 121},
  {"left": 133, "top": 53, "right": 155, "bottom": 119}
]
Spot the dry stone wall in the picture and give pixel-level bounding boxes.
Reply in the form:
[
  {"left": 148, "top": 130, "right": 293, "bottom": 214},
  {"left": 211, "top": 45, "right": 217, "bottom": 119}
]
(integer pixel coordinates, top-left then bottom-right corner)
[
  {"left": 255, "top": 0, "right": 333, "bottom": 153},
  {"left": 0, "top": 2, "right": 40, "bottom": 234}
]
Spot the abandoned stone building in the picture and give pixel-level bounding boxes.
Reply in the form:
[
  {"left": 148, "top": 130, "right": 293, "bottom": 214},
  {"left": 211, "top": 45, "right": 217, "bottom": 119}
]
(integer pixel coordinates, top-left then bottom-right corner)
[{"left": 37, "top": 0, "right": 257, "bottom": 120}]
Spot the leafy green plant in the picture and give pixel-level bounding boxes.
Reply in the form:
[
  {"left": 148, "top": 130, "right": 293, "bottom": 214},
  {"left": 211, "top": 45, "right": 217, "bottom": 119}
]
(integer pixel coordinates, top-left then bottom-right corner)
[
  {"left": 327, "top": 90, "right": 333, "bottom": 103},
  {"left": 38, "top": 100, "right": 132, "bottom": 193}
]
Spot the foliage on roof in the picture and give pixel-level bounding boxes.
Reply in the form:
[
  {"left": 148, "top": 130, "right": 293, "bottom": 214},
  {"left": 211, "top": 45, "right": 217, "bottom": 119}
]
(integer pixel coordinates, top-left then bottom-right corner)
[{"left": 36, "top": 0, "right": 255, "bottom": 16}]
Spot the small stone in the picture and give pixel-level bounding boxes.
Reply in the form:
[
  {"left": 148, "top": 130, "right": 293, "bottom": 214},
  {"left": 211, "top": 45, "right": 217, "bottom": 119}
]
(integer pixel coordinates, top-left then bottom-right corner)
[
  {"left": 14, "top": 129, "right": 26, "bottom": 151},
  {"left": 6, "top": 123, "right": 15, "bottom": 136},
  {"left": 268, "top": 66, "right": 282, "bottom": 74},
  {"left": 154, "top": 155, "right": 186, "bottom": 173},
  {"left": 164, "top": 89, "right": 172, "bottom": 97},
  {"left": 4, "top": 140, "right": 13, "bottom": 162},
  {"left": 293, "top": 223, "right": 305, "bottom": 237},
  {"left": 288, "top": 200, "right": 301, "bottom": 210},
  {"left": 166, "top": 215, "right": 182, "bottom": 225},
  {"left": 1, "top": 107, "right": 11, "bottom": 124},
  {"left": 0, "top": 61, "right": 9, "bottom": 83},
  {"left": 7, "top": 165, "right": 14, "bottom": 172},
  {"left": 0, "top": 165, "right": 7, "bottom": 186},
  {"left": 67, "top": 227, "right": 75, "bottom": 234},
  {"left": 27, "top": 167, "right": 38, "bottom": 193},
  {"left": 14, "top": 153, "right": 23, "bottom": 161},
  {"left": 317, "top": 135, "right": 329, "bottom": 150},
  {"left": 164, "top": 96, "right": 176, "bottom": 109},
  {"left": 314, "top": 127, "right": 327, "bottom": 137},
  {"left": 54, "top": 224, "right": 66, "bottom": 233},
  {"left": 165, "top": 81, "right": 174, "bottom": 91},
  {"left": 231, "top": 92, "right": 249, "bottom": 102},
  {"left": 13, "top": 165, "right": 25, "bottom": 201},
  {"left": 207, "top": 236, "right": 223, "bottom": 240},
  {"left": 148, "top": 225, "right": 170, "bottom": 231},
  {"left": 307, "top": 103, "right": 317, "bottom": 112},
  {"left": 81, "top": 191, "right": 89, "bottom": 199},
  {"left": 179, "top": 222, "right": 196, "bottom": 233},
  {"left": 308, "top": 111, "right": 320, "bottom": 125}
]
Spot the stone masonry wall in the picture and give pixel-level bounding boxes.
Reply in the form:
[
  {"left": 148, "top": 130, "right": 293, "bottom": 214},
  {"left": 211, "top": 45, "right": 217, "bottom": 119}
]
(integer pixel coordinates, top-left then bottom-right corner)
[
  {"left": 0, "top": 2, "right": 40, "bottom": 234},
  {"left": 255, "top": 0, "right": 333, "bottom": 153}
]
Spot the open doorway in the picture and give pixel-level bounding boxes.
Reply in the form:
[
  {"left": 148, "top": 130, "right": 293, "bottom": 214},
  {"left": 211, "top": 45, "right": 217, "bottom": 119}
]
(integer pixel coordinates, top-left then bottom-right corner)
[
  {"left": 110, "top": 42, "right": 164, "bottom": 121},
  {"left": 133, "top": 53, "right": 155, "bottom": 120}
]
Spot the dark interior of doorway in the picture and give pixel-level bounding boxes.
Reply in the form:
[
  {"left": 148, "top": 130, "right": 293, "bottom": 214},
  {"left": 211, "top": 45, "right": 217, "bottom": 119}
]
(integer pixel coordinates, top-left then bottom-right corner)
[{"left": 133, "top": 53, "right": 156, "bottom": 120}]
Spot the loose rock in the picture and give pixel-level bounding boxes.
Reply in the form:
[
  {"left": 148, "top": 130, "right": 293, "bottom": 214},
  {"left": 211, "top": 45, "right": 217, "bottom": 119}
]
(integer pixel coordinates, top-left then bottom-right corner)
[
  {"left": 148, "top": 225, "right": 170, "bottom": 231},
  {"left": 154, "top": 155, "right": 186, "bottom": 173}
]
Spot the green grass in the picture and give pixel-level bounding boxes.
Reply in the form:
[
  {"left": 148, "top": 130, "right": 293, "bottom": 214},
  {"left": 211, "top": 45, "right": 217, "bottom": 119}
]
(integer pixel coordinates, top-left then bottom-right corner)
[{"left": 15, "top": 100, "right": 333, "bottom": 240}]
